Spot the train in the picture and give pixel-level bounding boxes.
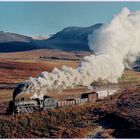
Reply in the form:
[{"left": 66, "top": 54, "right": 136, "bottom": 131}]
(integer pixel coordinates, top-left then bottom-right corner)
[
  {"left": 6, "top": 83, "right": 98, "bottom": 115},
  {"left": 6, "top": 82, "right": 120, "bottom": 115}
]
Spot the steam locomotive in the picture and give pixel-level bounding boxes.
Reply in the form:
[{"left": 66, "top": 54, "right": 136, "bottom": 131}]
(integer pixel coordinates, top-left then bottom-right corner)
[{"left": 6, "top": 83, "right": 98, "bottom": 115}]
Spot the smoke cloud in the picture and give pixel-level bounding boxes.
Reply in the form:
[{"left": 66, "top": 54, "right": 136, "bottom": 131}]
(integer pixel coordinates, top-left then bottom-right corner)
[{"left": 20, "top": 7, "right": 140, "bottom": 94}]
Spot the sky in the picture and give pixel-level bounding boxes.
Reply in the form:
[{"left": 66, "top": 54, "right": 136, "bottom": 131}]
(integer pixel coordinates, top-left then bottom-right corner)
[{"left": 0, "top": 2, "right": 140, "bottom": 37}]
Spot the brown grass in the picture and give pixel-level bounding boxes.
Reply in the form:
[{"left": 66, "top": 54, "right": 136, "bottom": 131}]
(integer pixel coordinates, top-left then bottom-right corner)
[
  {"left": 0, "top": 49, "right": 82, "bottom": 84},
  {"left": 0, "top": 100, "right": 104, "bottom": 138},
  {"left": 0, "top": 49, "right": 139, "bottom": 138}
]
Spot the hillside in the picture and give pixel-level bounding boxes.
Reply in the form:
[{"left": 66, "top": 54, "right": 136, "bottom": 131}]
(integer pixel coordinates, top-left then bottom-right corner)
[
  {"left": 44, "top": 23, "right": 102, "bottom": 51},
  {"left": 0, "top": 24, "right": 102, "bottom": 52},
  {"left": 116, "top": 88, "right": 140, "bottom": 129},
  {"left": 0, "top": 31, "right": 35, "bottom": 52},
  {"left": 0, "top": 31, "right": 31, "bottom": 43},
  {"left": 0, "top": 88, "right": 139, "bottom": 138}
]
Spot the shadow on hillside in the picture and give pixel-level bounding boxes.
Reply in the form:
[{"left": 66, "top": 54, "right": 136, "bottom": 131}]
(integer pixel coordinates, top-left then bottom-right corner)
[{"left": 97, "top": 113, "right": 140, "bottom": 138}]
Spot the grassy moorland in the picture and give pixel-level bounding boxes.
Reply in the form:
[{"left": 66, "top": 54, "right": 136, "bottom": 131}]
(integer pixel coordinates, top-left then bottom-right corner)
[
  {"left": 0, "top": 49, "right": 81, "bottom": 84},
  {"left": 0, "top": 49, "right": 139, "bottom": 138}
]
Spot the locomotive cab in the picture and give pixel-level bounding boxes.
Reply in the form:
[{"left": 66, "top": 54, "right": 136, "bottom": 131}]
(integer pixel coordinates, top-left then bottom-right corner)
[{"left": 43, "top": 96, "right": 57, "bottom": 109}]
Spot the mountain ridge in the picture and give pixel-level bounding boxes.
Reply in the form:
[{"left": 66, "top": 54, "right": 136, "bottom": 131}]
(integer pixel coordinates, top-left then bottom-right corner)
[{"left": 0, "top": 23, "right": 102, "bottom": 52}]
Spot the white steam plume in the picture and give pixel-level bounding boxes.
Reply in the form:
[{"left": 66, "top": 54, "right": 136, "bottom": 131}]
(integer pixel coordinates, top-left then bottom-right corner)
[{"left": 21, "top": 7, "right": 140, "bottom": 94}]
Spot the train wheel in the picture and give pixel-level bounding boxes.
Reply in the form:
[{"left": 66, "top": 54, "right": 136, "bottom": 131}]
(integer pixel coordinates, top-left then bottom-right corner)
[
  {"left": 17, "top": 106, "right": 26, "bottom": 115},
  {"left": 26, "top": 107, "right": 34, "bottom": 113},
  {"left": 30, "top": 107, "right": 34, "bottom": 113}
]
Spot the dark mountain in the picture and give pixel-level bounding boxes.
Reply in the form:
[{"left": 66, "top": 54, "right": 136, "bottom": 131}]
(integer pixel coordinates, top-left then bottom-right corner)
[
  {"left": 0, "top": 31, "right": 35, "bottom": 52},
  {"left": 35, "top": 23, "right": 102, "bottom": 51},
  {"left": 0, "top": 23, "right": 102, "bottom": 52}
]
